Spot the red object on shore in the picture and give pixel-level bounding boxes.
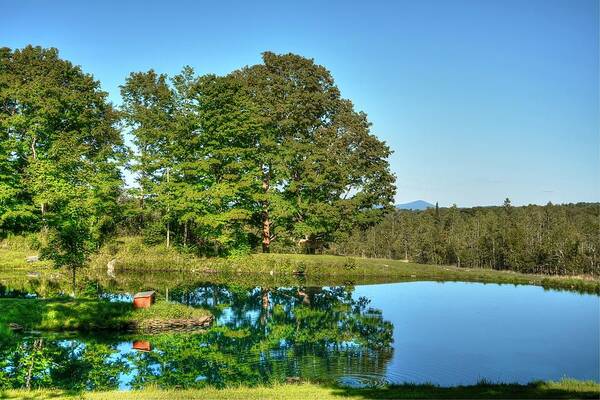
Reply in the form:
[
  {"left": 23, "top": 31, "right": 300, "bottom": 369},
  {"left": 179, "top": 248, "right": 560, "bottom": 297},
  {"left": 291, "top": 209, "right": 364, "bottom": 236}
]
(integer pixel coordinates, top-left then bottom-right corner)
[
  {"left": 133, "top": 291, "right": 156, "bottom": 309},
  {"left": 132, "top": 340, "right": 151, "bottom": 352}
]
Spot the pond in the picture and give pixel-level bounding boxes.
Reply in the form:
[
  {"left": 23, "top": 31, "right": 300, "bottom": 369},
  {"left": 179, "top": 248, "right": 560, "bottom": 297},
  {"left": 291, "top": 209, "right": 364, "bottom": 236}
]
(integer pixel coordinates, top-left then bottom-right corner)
[{"left": 1, "top": 279, "right": 598, "bottom": 390}]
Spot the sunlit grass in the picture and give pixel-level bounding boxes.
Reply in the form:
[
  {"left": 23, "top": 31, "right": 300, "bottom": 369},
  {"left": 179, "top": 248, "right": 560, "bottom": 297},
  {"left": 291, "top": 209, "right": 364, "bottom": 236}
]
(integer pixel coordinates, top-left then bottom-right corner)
[
  {"left": 1, "top": 380, "right": 599, "bottom": 399},
  {"left": 1, "top": 236, "right": 598, "bottom": 294},
  {"left": 132, "top": 301, "right": 211, "bottom": 321},
  {"left": 87, "top": 237, "right": 599, "bottom": 294}
]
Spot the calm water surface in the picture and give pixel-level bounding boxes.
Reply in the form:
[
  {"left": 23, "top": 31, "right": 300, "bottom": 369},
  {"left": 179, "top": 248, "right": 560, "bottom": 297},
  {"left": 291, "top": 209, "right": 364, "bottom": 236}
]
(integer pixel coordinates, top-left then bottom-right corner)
[{"left": 2, "top": 280, "right": 598, "bottom": 390}]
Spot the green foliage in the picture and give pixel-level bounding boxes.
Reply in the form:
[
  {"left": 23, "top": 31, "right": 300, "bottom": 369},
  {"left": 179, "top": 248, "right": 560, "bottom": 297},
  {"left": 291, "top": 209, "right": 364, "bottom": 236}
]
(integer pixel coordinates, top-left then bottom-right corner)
[
  {"left": 120, "top": 52, "right": 395, "bottom": 255},
  {"left": 0, "top": 46, "right": 125, "bottom": 289},
  {"left": 335, "top": 202, "right": 600, "bottom": 276},
  {"left": 0, "top": 46, "right": 125, "bottom": 238},
  {"left": 41, "top": 219, "right": 94, "bottom": 271}
]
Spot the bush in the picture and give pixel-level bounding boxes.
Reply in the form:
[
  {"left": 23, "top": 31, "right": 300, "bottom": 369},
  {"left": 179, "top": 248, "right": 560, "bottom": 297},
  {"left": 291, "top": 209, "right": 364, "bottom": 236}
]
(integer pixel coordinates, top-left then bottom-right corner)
[{"left": 0, "top": 233, "right": 44, "bottom": 251}]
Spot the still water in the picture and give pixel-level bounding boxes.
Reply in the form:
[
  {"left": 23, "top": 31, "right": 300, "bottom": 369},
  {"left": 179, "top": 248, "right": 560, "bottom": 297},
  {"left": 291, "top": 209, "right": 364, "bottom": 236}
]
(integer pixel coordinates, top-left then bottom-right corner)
[{"left": 2, "top": 280, "right": 599, "bottom": 390}]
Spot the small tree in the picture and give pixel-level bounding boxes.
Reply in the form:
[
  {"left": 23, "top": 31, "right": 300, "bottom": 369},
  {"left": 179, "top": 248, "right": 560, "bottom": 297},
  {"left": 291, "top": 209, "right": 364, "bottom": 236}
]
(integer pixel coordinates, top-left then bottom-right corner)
[{"left": 41, "top": 212, "right": 94, "bottom": 296}]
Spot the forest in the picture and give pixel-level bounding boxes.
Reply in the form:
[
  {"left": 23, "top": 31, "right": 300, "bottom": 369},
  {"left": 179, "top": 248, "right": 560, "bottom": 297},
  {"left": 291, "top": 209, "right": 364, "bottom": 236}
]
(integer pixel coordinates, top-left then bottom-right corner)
[
  {"left": 0, "top": 45, "right": 598, "bottom": 277},
  {"left": 334, "top": 201, "right": 599, "bottom": 276}
]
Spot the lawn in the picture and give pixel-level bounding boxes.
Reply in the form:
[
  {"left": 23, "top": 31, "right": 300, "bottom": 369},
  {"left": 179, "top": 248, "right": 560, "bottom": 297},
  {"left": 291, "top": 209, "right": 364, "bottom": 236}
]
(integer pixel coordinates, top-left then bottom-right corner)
[
  {"left": 0, "top": 298, "right": 211, "bottom": 332},
  {"left": 1, "top": 380, "right": 599, "bottom": 399}
]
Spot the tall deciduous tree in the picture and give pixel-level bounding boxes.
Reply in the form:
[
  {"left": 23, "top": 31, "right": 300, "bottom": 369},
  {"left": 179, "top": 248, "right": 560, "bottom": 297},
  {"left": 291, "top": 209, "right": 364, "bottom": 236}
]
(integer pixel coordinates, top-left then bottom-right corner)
[
  {"left": 234, "top": 52, "right": 396, "bottom": 252},
  {"left": 122, "top": 52, "right": 395, "bottom": 254},
  {"left": 0, "top": 46, "right": 125, "bottom": 287}
]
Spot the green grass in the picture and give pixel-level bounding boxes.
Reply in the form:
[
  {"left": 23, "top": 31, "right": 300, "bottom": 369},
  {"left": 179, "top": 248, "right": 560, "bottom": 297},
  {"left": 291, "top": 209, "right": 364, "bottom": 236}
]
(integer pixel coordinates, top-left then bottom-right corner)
[
  {"left": 1, "top": 380, "right": 599, "bottom": 399},
  {"left": 131, "top": 301, "right": 211, "bottom": 321},
  {"left": 1, "top": 236, "right": 598, "bottom": 294},
  {"left": 0, "top": 248, "right": 50, "bottom": 271},
  {"left": 89, "top": 237, "right": 600, "bottom": 294},
  {"left": 0, "top": 298, "right": 211, "bottom": 332}
]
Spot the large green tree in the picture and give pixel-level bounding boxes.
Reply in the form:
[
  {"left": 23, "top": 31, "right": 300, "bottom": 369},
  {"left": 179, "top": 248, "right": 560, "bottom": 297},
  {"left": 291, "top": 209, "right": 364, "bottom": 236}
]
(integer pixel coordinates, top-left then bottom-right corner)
[
  {"left": 121, "top": 68, "right": 260, "bottom": 253},
  {"left": 121, "top": 52, "right": 395, "bottom": 254},
  {"left": 233, "top": 52, "right": 396, "bottom": 252},
  {"left": 0, "top": 46, "right": 125, "bottom": 285}
]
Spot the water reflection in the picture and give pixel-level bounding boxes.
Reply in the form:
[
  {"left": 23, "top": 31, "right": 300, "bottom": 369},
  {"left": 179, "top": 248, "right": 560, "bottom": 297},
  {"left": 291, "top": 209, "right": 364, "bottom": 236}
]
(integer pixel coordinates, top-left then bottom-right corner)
[
  {"left": 2, "top": 278, "right": 598, "bottom": 390},
  {"left": 0, "top": 284, "right": 394, "bottom": 390}
]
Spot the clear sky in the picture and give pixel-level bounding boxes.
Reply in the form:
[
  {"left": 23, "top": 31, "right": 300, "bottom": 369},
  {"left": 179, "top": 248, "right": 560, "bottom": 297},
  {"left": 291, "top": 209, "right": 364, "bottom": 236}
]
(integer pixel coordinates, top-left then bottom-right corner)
[{"left": 3, "top": 0, "right": 598, "bottom": 207}]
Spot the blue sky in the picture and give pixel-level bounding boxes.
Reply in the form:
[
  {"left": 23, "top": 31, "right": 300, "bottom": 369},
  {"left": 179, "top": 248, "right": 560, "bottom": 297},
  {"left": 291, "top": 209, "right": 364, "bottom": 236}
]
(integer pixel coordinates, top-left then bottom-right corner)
[{"left": 3, "top": 0, "right": 598, "bottom": 206}]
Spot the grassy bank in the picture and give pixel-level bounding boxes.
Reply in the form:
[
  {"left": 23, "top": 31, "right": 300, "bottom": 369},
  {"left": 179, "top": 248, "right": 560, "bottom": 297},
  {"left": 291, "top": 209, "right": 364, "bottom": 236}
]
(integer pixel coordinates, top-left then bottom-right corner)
[
  {"left": 2, "top": 236, "right": 598, "bottom": 294},
  {"left": 0, "top": 298, "right": 211, "bottom": 332},
  {"left": 88, "top": 237, "right": 600, "bottom": 294},
  {"left": 2, "top": 380, "right": 599, "bottom": 399}
]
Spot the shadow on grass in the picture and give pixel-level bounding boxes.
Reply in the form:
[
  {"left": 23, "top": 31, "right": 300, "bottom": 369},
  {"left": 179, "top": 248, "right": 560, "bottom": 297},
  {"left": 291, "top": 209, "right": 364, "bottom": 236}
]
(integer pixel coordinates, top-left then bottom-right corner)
[
  {"left": 0, "top": 298, "right": 133, "bottom": 332},
  {"left": 326, "top": 380, "right": 600, "bottom": 399},
  {"left": 0, "top": 389, "right": 79, "bottom": 399},
  {"left": 0, "top": 298, "right": 211, "bottom": 335}
]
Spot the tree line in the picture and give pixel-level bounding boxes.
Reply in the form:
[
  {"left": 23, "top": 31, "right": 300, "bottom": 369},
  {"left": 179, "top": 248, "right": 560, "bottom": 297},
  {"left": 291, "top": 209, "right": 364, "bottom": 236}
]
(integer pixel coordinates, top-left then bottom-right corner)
[{"left": 333, "top": 200, "right": 599, "bottom": 276}]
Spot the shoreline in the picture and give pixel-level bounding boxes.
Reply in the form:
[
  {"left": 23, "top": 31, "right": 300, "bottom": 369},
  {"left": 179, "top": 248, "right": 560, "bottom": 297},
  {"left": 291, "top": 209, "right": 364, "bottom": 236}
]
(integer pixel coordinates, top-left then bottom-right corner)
[
  {"left": 1, "top": 242, "right": 598, "bottom": 294},
  {"left": 95, "top": 250, "right": 599, "bottom": 294}
]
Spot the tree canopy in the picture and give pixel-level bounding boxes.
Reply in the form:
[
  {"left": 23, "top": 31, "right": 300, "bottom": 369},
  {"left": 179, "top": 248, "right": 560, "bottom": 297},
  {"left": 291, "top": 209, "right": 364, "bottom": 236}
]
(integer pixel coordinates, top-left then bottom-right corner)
[
  {"left": 120, "top": 52, "right": 395, "bottom": 255},
  {"left": 0, "top": 46, "right": 126, "bottom": 288}
]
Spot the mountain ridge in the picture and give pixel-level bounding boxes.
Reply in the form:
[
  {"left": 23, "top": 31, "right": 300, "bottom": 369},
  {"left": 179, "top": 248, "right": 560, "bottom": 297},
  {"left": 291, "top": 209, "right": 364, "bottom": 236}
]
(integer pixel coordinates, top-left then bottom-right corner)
[{"left": 396, "top": 200, "right": 434, "bottom": 210}]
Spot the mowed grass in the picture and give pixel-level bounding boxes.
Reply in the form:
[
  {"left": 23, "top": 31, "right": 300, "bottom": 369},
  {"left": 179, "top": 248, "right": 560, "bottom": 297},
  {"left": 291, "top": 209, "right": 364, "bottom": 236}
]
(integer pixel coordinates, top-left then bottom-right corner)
[
  {"left": 0, "top": 298, "right": 210, "bottom": 332},
  {"left": 1, "top": 380, "right": 599, "bottom": 399}
]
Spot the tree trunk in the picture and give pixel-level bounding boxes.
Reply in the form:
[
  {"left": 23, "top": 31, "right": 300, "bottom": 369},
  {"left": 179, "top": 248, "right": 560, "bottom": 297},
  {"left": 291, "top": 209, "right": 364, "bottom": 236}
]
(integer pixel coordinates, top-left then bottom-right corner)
[
  {"left": 166, "top": 167, "right": 171, "bottom": 248},
  {"left": 262, "top": 166, "right": 271, "bottom": 253},
  {"left": 297, "top": 288, "right": 310, "bottom": 305},
  {"left": 183, "top": 221, "right": 188, "bottom": 247},
  {"left": 166, "top": 222, "right": 170, "bottom": 248},
  {"left": 71, "top": 267, "right": 76, "bottom": 297}
]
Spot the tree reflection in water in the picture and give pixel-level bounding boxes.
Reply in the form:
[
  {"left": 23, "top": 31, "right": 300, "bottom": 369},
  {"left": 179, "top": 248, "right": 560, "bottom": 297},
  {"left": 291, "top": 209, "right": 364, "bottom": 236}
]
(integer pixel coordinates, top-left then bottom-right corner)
[{"left": 0, "top": 284, "right": 393, "bottom": 390}]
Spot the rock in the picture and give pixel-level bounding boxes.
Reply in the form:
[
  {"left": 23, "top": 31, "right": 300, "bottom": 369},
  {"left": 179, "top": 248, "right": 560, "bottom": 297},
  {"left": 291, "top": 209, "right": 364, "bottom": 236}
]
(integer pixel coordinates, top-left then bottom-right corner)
[
  {"left": 8, "top": 323, "right": 23, "bottom": 331},
  {"left": 26, "top": 255, "right": 39, "bottom": 263},
  {"left": 107, "top": 258, "right": 116, "bottom": 278}
]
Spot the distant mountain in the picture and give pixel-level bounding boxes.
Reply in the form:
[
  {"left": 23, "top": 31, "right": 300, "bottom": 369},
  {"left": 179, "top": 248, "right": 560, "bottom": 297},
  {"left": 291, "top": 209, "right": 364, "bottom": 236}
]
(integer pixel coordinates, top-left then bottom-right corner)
[{"left": 396, "top": 200, "right": 434, "bottom": 210}]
